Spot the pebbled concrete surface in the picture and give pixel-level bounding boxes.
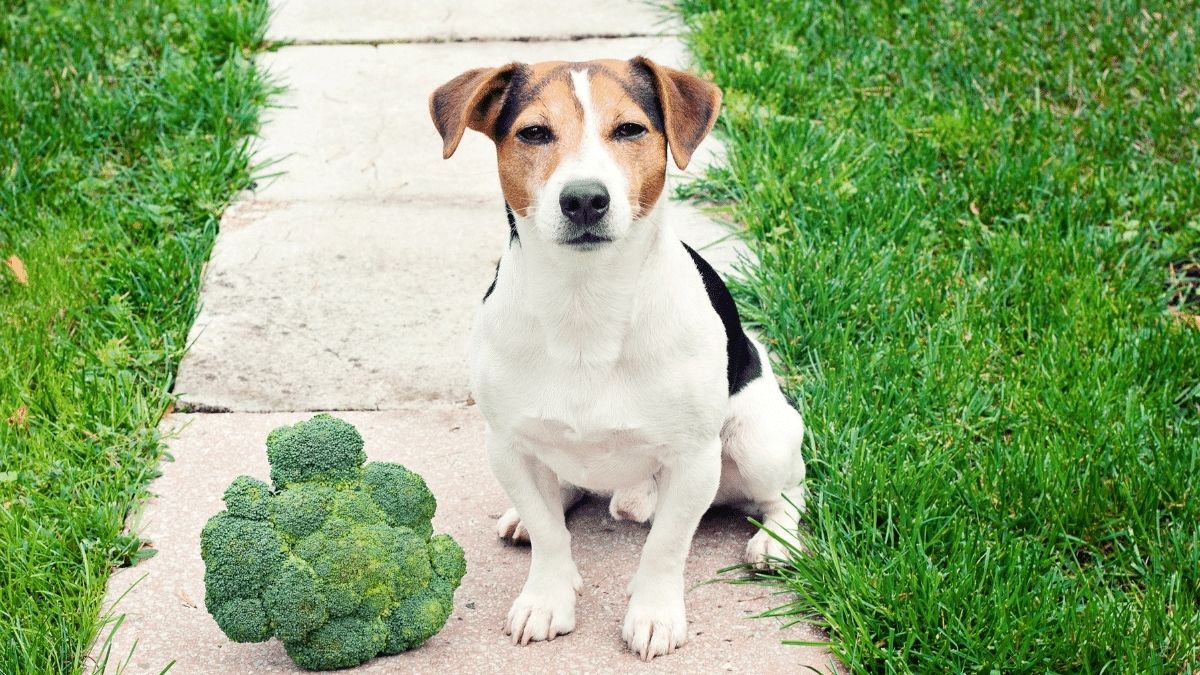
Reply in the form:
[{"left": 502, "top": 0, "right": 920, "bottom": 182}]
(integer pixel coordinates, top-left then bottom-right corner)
[
  {"left": 266, "top": 0, "right": 683, "bottom": 44},
  {"left": 173, "top": 200, "right": 501, "bottom": 411},
  {"left": 97, "top": 410, "right": 836, "bottom": 674}
]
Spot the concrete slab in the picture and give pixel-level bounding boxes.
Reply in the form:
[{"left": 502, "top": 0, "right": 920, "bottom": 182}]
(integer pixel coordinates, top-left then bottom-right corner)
[
  {"left": 173, "top": 201, "right": 502, "bottom": 412},
  {"left": 250, "top": 38, "right": 722, "bottom": 205},
  {"left": 173, "top": 199, "right": 749, "bottom": 413},
  {"left": 266, "top": 0, "right": 682, "bottom": 44},
  {"left": 97, "top": 409, "right": 836, "bottom": 673}
]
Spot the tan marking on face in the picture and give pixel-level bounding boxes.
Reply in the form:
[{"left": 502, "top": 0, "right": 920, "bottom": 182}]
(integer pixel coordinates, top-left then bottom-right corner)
[
  {"left": 495, "top": 60, "right": 667, "bottom": 219},
  {"left": 585, "top": 64, "right": 667, "bottom": 218},
  {"left": 495, "top": 63, "right": 580, "bottom": 216}
]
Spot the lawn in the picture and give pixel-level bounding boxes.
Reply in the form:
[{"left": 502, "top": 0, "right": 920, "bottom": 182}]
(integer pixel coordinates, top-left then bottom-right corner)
[
  {"left": 0, "top": 1, "right": 269, "bottom": 672},
  {"left": 677, "top": 0, "right": 1200, "bottom": 671}
]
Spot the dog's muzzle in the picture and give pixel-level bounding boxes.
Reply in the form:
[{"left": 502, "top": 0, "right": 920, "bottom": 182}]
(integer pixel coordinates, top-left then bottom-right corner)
[
  {"left": 560, "top": 180, "right": 609, "bottom": 226},
  {"left": 559, "top": 180, "right": 613, "bottom": 249}
]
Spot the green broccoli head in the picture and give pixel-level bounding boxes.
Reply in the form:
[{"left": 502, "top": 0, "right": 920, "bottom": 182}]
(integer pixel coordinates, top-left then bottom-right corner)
[
  {"left": 266, "top": 413, "right": 365, "bottom": 489},
  {"left": 200, "top": 414, "right": 467, "bottom": 671}
]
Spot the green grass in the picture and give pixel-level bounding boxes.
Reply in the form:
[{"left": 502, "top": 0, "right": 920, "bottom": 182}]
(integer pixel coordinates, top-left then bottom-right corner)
[
  {"left": 677, "top": 0, "right": 1200, "bottom": 671},
  {"left": 0, "top": 1, "right": 270, "bottom": 672}
]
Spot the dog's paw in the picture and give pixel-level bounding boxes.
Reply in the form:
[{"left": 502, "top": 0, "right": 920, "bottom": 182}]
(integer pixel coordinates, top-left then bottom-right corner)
[
  {"left": 505, "top": 580, "right": 579, "bottom": 645},
  {"left": 609, "top": 480, "right": 657, "bottom": 523},
  {"left": 497, "top": 508, "right": 530, "bottom": 544},
  {"left": 621, "top": 588, "right": 687, "bottom": 660},
  {"left": 745, "top": 528, "right": 802, "bottom": 569}
]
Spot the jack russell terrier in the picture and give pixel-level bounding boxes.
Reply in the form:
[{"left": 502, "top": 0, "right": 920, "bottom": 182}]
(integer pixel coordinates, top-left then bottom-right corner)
[{"left": 430, "top": 57, "right": 807, "bottom": 660}]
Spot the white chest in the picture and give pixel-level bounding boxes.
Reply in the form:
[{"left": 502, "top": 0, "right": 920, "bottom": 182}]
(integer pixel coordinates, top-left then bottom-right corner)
[
  {"left": 512, "top": 416, "right": 662, "bottom": 491},
  {"left": 480, "top": 352, "right": 718, "bottom": 490},
  {"left": 469, "top": 234, "right": 730, "bottom": 490}
]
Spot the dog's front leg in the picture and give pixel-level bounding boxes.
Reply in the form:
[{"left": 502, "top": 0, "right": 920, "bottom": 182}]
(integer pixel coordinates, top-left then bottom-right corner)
[
  {"left": 622, "top": 439, "right": 722, "bottom": 659},
  {"left": 487, "top": 429, "right": 581, "bottom": 645}
]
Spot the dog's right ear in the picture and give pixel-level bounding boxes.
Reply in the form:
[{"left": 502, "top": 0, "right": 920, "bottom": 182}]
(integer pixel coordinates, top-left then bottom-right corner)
[
  {"left": 429, "top": 64, "right": 520, "bottom": 159},
  {"left": 630, "top": 57, "right": 722, "bottom": 170}
]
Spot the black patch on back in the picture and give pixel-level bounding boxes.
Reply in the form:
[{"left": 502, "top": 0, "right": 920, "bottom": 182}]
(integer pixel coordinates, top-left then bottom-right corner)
[{"left": 682, "top": 242, "right": 762, "bottom": 395}]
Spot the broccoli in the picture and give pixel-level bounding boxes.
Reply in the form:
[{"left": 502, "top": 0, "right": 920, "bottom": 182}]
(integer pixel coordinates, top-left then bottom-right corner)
[{"left": 200, "top": 414, "right": 467, "bottom": 670}]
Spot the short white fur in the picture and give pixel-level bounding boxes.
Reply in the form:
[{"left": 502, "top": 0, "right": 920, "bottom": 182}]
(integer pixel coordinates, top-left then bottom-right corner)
[{"left": 467, "top": 66, "right": 808, "bottom": 660}]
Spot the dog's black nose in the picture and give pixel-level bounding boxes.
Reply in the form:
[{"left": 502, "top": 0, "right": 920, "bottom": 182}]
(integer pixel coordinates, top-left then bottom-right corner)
[{"left": 559, "top": 180, "right": 610, "bottom": 227}]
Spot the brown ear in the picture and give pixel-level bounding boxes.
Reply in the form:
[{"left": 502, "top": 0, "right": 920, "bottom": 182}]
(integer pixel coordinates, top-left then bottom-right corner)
[
  {"left": 631, "top": 57, "right": 722, "bottom": 170},
  {"left": 429, "top": 63, "right": 520, "bottom": 159}
]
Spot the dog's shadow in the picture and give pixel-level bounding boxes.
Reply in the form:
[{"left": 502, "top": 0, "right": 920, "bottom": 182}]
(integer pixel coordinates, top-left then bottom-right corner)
[{"left": 549, "top": 496, "right": 760, "bottom": 582}]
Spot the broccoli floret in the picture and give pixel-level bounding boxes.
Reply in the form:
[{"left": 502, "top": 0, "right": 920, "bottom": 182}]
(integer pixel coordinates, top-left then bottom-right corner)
[
  {"left": 224, "top": 476, "right": 271, "bottom": 520},
  {"left": 264, "top": 558, "right": 327, "bottom": 643},
  {"left": 200, "top": 513, "right": 286, "bottom": 609},
  {"left": 266, "top": 413, "right": 365, "bottom": 489},
  {"left": 362, "top": 462, "right": 436, "bottom": 531},
  {"left": 271, "top": 483, "right": 334, "bottom": 541},
  {"left": 212, "top": 597, "right": 272, "bottom": 643},
  {"left": 429, "top": 533, "right": 467, "bottom": 583},
  {"left": 382, "top": 576, "right": 458, "bottom": 654},
  {"left": 200, "top": 414, "right": 467, "bottom": 670},
  {"left": 285, "top": 616, "right": 389, "bottom": 671}
]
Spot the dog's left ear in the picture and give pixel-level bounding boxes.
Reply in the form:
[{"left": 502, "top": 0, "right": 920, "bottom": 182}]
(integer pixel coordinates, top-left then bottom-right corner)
[
  {"left": 631, "top": 57, "right": 722, "bottom": 170},
  {"left": 429, "top": 63, "right": 520, "bottom": 159}
]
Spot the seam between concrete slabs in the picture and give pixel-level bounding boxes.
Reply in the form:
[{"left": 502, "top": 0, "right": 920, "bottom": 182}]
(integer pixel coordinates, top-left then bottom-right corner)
[
  {"left": 277, "top": 31, "right": 679, "bottom": 47},
  {"left": 174, "top": 403, "right": 476, "bottom": 414},
  {"left": 265, "top": 34, "right": 690, "bottom": 54},
  {"left": 172, "top": 401, "right": 474, "bottom": 415}
]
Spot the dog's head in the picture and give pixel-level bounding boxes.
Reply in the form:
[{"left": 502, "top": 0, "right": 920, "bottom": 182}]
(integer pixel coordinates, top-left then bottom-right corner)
[{"left": 430, "top": 58, "right": 721, "bottom": 251}]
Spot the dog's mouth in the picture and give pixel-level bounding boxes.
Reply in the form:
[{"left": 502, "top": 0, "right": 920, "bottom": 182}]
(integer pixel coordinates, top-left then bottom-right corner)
[{"left": 562, "top": 231, "right": 612, "bottom": 249}]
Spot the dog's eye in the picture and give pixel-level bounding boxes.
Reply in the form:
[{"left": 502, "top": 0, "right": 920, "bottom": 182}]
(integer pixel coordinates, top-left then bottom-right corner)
[
  {"left": 613, "top": 123, "right": 647, "bottom": 140},
  {"left": 516, "top": 125, "right": 553, "bottom": 144}
]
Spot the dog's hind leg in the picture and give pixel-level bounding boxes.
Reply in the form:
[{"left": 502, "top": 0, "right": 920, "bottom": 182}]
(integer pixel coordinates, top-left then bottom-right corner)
[
  {"left": 498, "top": 482, "right": 584, "bottom": 544},
  {"left": 609, "top": 476, "right": 657, "bottom": 523},
  {"left": 744, "top": 483, "right": 806, "bottom": 569},
  {"left": 720, "top": 340, "right": 809, "bottom": 569}
]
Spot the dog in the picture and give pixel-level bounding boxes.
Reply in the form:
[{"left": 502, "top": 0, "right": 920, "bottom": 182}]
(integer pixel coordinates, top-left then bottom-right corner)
[{"left": 429, "top": 57, "right": 807, "bottom": 660}]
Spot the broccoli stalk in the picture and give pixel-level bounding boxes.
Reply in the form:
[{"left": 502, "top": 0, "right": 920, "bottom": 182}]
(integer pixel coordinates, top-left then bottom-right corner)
[{"left": 200, "top": 414, "right": 467, "bottom": 670}]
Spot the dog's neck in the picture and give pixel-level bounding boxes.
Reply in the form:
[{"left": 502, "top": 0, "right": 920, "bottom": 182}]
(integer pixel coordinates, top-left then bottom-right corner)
[{"left": 504, "top": 203, "right": 674, "bottom": 365}]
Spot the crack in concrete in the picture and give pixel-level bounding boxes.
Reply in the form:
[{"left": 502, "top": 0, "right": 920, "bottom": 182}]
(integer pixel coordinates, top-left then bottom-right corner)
[
  {"left": 175, "top": 402, "right": 471, "bottom": 414},
  {"left": 175, "top": 401, "right": 234, "bottom": 413},
  {"left": 274, "top": 31, "right": 678, "bottom": 48}
]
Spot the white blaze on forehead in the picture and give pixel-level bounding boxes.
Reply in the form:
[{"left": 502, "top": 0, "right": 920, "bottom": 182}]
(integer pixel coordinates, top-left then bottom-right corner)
[
  {"left": 532, "top": 66, "right": 631, "bottom": 240},
  {"left": 570, "top": 69, "right": 601, "bottom": 149}
]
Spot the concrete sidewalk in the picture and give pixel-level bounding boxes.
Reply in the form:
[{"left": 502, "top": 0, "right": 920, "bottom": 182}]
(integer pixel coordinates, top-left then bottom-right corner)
[{"left": 96, "top": 1, "right": 836, "bottom": 672}]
